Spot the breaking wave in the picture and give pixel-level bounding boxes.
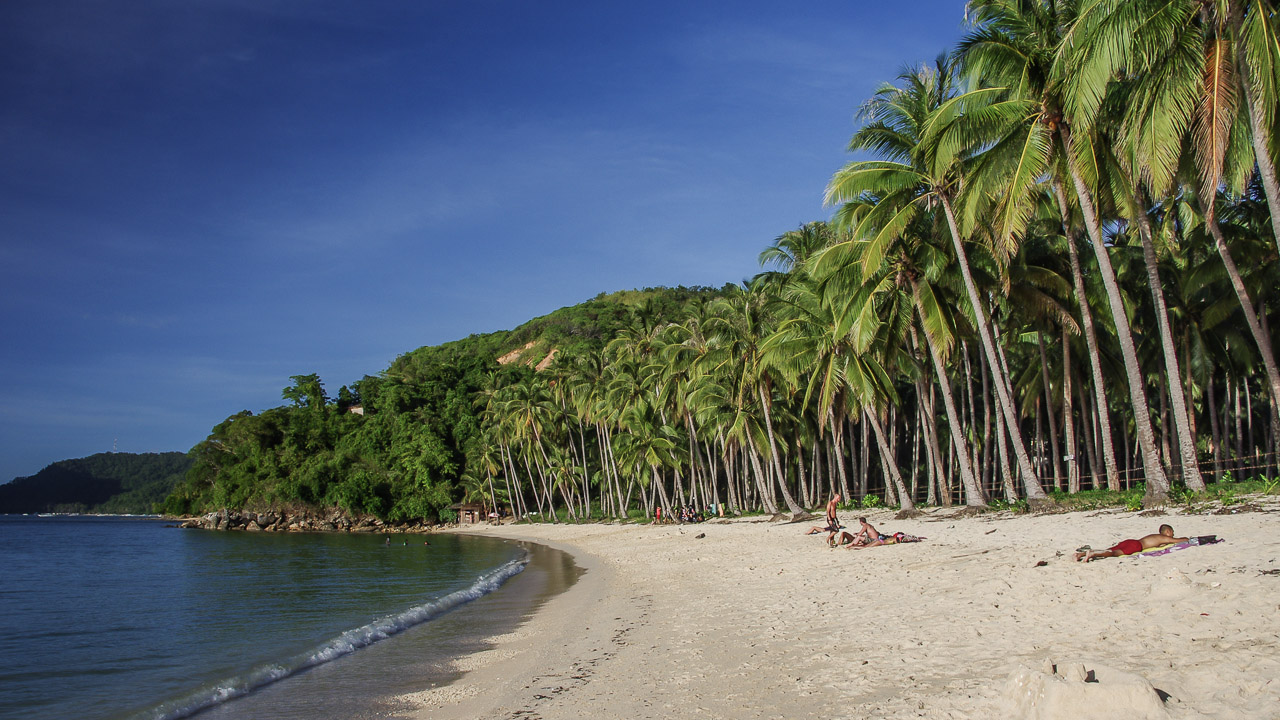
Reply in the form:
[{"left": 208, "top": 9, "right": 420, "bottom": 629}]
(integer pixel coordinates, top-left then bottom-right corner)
[{"left": 133, "top": 551, "right": 529, "bottom": 720}]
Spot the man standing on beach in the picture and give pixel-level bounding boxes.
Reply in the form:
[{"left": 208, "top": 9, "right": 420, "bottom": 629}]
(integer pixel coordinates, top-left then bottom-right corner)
[{"left": 805, "top": 494, "right": 842, "bottom": 544}]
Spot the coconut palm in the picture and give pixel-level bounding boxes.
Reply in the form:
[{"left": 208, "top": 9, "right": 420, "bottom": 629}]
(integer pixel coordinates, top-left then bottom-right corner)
[
  {"left": 705, "top": 284, "right": 806, "bottom": 516},
  {"left": 825, "top": 54, "right": 1049, "bottom": 500},
  {"left": 811, "top": 195, "right": 988, "bottom": 506},
  {"left": 955, "top": 0, "right": 1172, "bottom": 502},
  {"left": 761, "top": 270, "right": 919, "bottom": 510},
  {"left": 1063, "top": 0, "right": 1280, "bottom": 456},
  {"left": 1063, "top": 0, "right": 1280, "bottom": 254}
]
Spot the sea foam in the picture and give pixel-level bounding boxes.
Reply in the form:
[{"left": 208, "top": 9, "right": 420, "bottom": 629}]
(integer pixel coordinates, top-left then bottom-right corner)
[{"left": 134, "top": 551, "right": 530, "bottom": 720}]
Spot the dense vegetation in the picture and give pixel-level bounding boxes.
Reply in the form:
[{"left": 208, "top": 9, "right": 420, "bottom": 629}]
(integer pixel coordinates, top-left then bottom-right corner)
[
  {"left": 0, "top": 452, "right": 193, "bottom": 514},
  {"left": 160, "top": 287, "right": 729, "bottom": 521},
  {"left": 168, "top": 0, "right": 1280, "bottom": 523}
]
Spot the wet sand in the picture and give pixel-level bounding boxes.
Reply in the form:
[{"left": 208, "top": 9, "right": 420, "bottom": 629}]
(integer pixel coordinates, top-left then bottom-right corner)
[{"left": 401, "top": 501, "right": 1280, "bottom": 719}]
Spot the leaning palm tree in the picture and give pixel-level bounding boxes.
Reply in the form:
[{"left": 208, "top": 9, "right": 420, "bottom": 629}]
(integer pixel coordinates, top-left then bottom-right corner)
[
  {"left": 1064, "top": 0, "right": 1280, "bottom": 254},
  {"left": 1063, "top": 0, "right": 1280, "bottom": 451},
  {"left": 811, "top": 198, "right": 988, "bottom": 506},
  {"left": 761, "top": 270, "right": 919, "bottom": 510},
  {"left": 954, "top": 0, "right": 1172, "bottom": 502},
  {"left": 1093, "top": 106, "right": 1207, "bottom": 490},
  {"left": 825, "top": 54, "right": 1049, "bottom": 501}
]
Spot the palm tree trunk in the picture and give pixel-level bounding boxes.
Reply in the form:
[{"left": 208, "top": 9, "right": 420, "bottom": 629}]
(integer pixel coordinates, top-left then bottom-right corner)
[
  {"left": 916, "top": 303, "right": 986, "bottom": 506},
  {"left": 795, "top": 437, "right": 811, "bottom": 508},
  {"left": 859, "top": 418, "right": 870, "bottom": 500},
  {"left": 828, "top": 410, "right": 853, "bottom": 502},
  {"left": 653, "top": 466, "right": 672, "bottom": 519},
  {"left": 1204, "top": 213, "right": 1280, "bottom": 423},
  {"left": 1078, "top": 380, "right": 1100, "bottom": 489},
  {"left": 866, "top": 407, "right": 915, "bottom": 511},
  {"left": 979, "top": 347, "right": 994, "bottom": 495},
  {"left": 582, "top": 425, "right": 595, "bottom": 518},
  {"left": 1037, "top": 332, "right": 1064, "bottom": 490},
  {"left": 1052, "top": 178, "right": 1121, "bottom": 490},
  {"left": 928, "top": 383, "right": 953, "bottom": 505},
  {"left": 995, "top": 405, "right": 1018, "bottom": 501},
  {"left": 1208, "top": 373, "right": 1223, "bottom": 482},
  {"left": 757, "top": 386, "right": 804, "bottom": 516},
  {"left": 963, "top": 343, "right": 984, "bottom": 484},
  {"left": 912, "top": 397, "right": 925, "bottom": 503},
  {"left": 745, "top": 434, "right": 779, "bottom": 515},
  {"left": 1057, "top": 126, "right": 1170, "bottom": 503},
  {"left": 1131, "top": 195, "right": 1206, "bottom": 490},
  {"left": 1063, "top": 329, "right": 1080, "bottom": 493},
  {"left": 1228, "top": 376, "right": 1239, "bottom": 466},
  {"left": 500, "top": 443, "right": 523, "bottom": 520},
  {"left": 939, "top": 195, "right": 1046, "bottom": 499}
]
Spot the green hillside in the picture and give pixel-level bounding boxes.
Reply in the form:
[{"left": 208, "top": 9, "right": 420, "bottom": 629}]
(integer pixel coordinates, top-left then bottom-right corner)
[
  {"left": 161, "top": 285, "right": 730, "bottom": 522},
  {"left": 0, "top": 452, "right": 193, "bottom": 514}
]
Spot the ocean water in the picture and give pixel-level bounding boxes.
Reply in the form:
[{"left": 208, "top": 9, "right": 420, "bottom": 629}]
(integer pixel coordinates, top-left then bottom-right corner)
[{"left": 0, "top": 516, "right": 577, "bottom": 720}]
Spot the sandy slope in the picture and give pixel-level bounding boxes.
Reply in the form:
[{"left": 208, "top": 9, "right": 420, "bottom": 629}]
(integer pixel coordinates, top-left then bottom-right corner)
[{"left": 400, "top": 501, "right": 1280, "bottom": 719}]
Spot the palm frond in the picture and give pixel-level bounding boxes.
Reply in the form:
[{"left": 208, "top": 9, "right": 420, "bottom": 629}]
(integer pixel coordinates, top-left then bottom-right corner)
[
  {"left": 824, "top": 162, "right": 925, "bottom": 206},
  {"left": 1195, "top": 29, "right": 1238, "bottom": 209}
]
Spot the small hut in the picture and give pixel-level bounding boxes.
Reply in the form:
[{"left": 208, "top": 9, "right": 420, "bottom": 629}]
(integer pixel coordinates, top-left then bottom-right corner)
[{"left": 449, "top": 502, "right": 485, "bottom": 524}]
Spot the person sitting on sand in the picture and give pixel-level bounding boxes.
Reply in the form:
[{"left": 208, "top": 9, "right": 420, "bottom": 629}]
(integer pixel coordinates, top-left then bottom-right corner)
[
  {"left": 1075, "top": 524, "right": 1188, "bottom": 562},
  {"left": 846, "top": 516, "right": 888, "bottom": 548},
  {"left": 805, "top": 494, "right": 842, "bottom": 543}
]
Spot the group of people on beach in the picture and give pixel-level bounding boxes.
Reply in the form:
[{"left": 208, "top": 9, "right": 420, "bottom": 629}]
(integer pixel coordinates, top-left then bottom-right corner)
[
  {"left": 652, "top": 504, "right": 719, "bottom": 525},
  {"left": 805, "top": 494, "right": 1209, "bottom": 560},
  {"left": 804, "top": 495, "right": 925, "bottom": 549}
]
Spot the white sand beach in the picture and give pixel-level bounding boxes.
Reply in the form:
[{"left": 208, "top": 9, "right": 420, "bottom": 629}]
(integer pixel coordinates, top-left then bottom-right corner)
[{"left": 402, "top": 502, "right": 1280, "bottom": 719}]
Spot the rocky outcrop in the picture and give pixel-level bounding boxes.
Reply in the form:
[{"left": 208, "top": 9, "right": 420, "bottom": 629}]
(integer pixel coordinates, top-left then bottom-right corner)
[{"left": 177, "top": 507, "right": 438, "bottom": 533}]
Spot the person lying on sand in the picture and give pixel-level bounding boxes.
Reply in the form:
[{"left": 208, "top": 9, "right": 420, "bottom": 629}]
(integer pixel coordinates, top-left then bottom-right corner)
[
  {"left": 833, "top": 530, "right": 863, "bottom": 547},
  {"left": 806, "top": 494, "right": 842, "bottom": 542},
  {"left": 1075, "top": 524, "right": 1188, "bottom": 562},
  {"left": 846, "top": 529, "right": 927, "bottom": 549}
]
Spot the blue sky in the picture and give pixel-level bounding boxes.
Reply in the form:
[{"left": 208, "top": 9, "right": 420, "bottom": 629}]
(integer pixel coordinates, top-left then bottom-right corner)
[{"left": 0, "top": 1, "right": 968, "bottom": 483}]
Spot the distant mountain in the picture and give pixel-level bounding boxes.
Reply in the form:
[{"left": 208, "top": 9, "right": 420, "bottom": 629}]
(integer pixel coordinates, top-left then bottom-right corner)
[{"left": 0, "top": 452, "right": 193, "bottom": 514}]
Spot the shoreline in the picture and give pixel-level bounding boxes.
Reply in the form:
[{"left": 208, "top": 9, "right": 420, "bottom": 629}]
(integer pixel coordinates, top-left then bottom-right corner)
[
  {"left": 394, "top": 525, "right": 623, "bottom": 719},
  {"left": 398, "top": 502, "right": 1279, "bottom": 719}
]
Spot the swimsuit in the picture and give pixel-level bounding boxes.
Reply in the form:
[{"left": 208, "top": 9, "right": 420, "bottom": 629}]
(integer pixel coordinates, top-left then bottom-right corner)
[{"left": 1110, "top": 538, "right": 1143, "bottom": 555}]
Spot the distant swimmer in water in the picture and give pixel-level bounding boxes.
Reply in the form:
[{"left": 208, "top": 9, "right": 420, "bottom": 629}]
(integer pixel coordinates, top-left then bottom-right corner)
[{"left": 385, "top": 536, "right": 391, "bottom": 546}]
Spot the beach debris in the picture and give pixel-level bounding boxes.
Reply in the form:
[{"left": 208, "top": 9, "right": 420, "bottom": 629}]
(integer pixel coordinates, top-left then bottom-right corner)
[
  {"left": 695, "top": 532, "right": 705, "bottom": 539},
  {"left": 1035, "top": 560, "right": 1049, "bottom": 567},
  {"left": 1002, "top": 660, "right": 1171, "bottom": 719}
]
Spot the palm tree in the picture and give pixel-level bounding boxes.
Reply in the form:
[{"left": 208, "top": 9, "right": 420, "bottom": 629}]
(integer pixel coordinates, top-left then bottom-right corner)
[
  {"left": 955, "top": 0, "right": 1171, "bottom": 502},
  {"left": 811, "top": 198, "right": 988, "bottom": 506},
  {"left": 761, "top": 270, "right": 920, "bottom": 510},
  {"left": 1094, "top": 124, "right": 1207, "bottom": 490},
  {"left": 825, "top": 54, "right": 1049, "bottom": 501},
  {"left": 706, "top": 284, "right": 806, "bottom": 516},
  {"left": 1064, "top": 0, "right": 1280, "bottom": 253},
  {"left": 1064, "top": 0, "right": 1280, "bottom": 456}
]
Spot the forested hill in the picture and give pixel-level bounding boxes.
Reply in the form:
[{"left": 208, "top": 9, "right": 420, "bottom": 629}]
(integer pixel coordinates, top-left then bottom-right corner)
[
  {"left": 0, "top": 452, "right": 194, "bottom": 514},
  {"left": 161, "top": 285, "right": 731, "bottom": 522}
]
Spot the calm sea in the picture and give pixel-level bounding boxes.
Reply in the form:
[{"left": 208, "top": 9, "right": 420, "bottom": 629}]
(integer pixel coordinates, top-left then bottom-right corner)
[{"left": 0, "top": 516, "right": 579, "bottom": 720}]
